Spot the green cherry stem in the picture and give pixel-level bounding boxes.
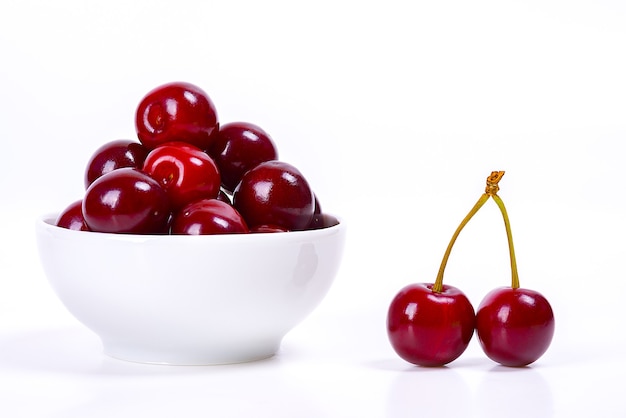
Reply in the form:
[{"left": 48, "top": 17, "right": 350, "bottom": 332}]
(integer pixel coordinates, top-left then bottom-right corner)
[
  {"left": 432, "top": 171, "right": 506, "bottom": 294},
  {"left": 491, "top": 193, "right": 520, "bottom": 289}
]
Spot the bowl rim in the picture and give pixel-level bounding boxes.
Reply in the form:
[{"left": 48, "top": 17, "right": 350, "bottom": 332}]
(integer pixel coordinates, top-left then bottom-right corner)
[{"left": 37, "top": 212, "right": 345, "bottom": 243}]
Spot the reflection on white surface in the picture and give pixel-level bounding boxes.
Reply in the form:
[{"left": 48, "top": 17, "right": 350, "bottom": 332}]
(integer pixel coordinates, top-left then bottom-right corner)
[
  {"left": 0, "top": 311, "right": 625, "bottom": 417},
  {"left": 386, "top": 366, "right": 471, "bottom": 417},
  {"left": 0, "top": 328, "right": 103, "bottom": 375},
  {"left": 475, "top": 366, "right": 553, "bottom": 417},
  {"left": 0, "top": 328, "right": 327, "bottom": 417}
]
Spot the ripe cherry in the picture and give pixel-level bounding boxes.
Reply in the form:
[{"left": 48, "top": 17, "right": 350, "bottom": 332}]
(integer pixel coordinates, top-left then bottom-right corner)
[
  {"left": 56, "top": 199, "right": 90, "bottom": 231},
  {"left": 142, "top": 142, "right": 221, "bottom": 210},
  {"left": 171, "top": 199, "right": 249, "bottom": 235},
  {"left": 83, "top": 168, "right": 171, "bottom": 234},
  {"left": 476, "top": 287, "right": 555, "bottom": 367},
  {"left": 207, "top": 122, "right": 278, "bottom": 192},
  {"left": 387, "top": 283, "right": 475, "bottom": 367},
  {"left": 386, "top": 172, "right": 507, "bottom": 367},
  {"left": 250, "top": 224, "right": 290, "bottom": 233},
  {"left": 233, "top": 160, "right": 315, "bottom": 231},
  {"left": 308, "top": 213, "right": 340, "bottom": 230},
  {"left": 135, "top": 81, "right": 219, "bottom": 150},
  {"left": 475, "top": 176, "right": 555, "bottom": 366},
  {"left": 84, "top": 139, "right": 148, "bottom": 188},
  {"left": 306, "top": 194, "right": 338, "bottom": 229}
]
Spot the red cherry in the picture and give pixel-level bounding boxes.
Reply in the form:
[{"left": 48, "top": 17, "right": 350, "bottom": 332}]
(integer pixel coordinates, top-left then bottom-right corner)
[
  {"left": 142, "top": 142, "right": 221, "bottom": 210},
  {"left": 171, "top": 199, "right": 249, "bottom": 235},
  {"left": 313, "top": 194, "right": 322, "bottom": 214},
  {"left": 308, "top": 213, "right": 339, "bottom": 230},
  {"left": 233, "top": 160, "right": 315, "bottom": 231},
  {"left": 56, "top": 199, "right": 90, "bottom": 231},
  {"left": 250, "top": 224, "right": 289, "bottom": 233},
  {"left": 207, "top": 122, "right": 278, "bottom": 192},
  {"left": 476, "top": 287, "right": 555, "bottom": 367},
  {"left": 135, "top": 82, "right": 219, "bottom": 150},
  {"left": 387, "top": 283, "right": 476, "bottom": 367},
  {"left": 83, "top": 168, "right": 171, "bottom": 234},
  {"left": 84, "top": 139, "right": 148, "bottom": 188},
  {"left": 301, "top": 193, "right": 338, "bottom": 230}
]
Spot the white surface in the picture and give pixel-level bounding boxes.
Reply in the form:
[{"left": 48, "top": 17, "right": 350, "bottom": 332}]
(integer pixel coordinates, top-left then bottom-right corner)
[{"left": 1, "top": 0, "right": 625, "bottom": 416}]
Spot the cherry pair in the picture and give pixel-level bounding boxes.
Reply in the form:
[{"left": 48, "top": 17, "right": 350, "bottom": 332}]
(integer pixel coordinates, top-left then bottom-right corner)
[{"left": 387, "top": 172, "right": 555, "bottom": 367}]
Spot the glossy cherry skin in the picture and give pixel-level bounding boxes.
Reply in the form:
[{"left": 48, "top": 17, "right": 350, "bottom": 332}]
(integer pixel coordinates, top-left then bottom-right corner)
[
  {"left": 84, "top": 139, "right": 148, "bottom": 188},
  {"left": 308, "top": 213, "right": 340, "bottom": 230},
  {"left": 83, "top": 168, "right": 171, "bottom": 234},
  {"left": 250, "top": 224, "right": 290, "bottom": 233},
  {"left": 233, "top": 160, "right": 315, "bottom": 231},
  {"left": 387, "top": 283, "right": 476, "bottom": 367},
  {"left": 171, "top": 199, "right": 249, "bottom": 235},
  {"left": 135, "top": 82, "right": 219, "bottom": 150},
  {"left": 142, "top": 142, "right": 221, "bottom": 210},
  {"left": 56, "top": 199, "right": 90, "bottom": 231},
  {"left": 306, "top": 194, "right": 338, "bottom": 229},
  {"left": 207, "top": 122, "right": 278, "bottom": 192},
  {"left": 476, "top": 287, "right": 555, "bottom": 367},
  {"left": 313, "top": 194, "right": 322, "bottom": 214}
]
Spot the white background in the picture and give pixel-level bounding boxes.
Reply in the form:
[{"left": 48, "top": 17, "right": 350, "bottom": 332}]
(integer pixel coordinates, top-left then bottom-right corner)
[{"left": 1, "top": 0, "right": 625, "bottom": 416}]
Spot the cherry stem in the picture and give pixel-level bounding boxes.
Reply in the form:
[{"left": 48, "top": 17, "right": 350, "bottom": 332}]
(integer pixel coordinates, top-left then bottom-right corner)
[
  {"left": 433, "top": 171, "right": 510, "bottom": 294},
  {"left": 491, "top": 193, "right": 520, "bottom": 289},
  {"left": 432, "top": 193, "right": 489, "bottom": 293}
]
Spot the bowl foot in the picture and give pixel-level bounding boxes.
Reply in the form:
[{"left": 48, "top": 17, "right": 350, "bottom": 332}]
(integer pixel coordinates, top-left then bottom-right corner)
[{"left": 101, "top": 340, "right": 281, "bottom": 365}]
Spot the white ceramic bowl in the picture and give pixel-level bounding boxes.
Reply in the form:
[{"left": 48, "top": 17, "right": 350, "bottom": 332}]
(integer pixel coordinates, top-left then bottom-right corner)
[{"left": 35, "top": 214, "right": 346, "bottom": 365}]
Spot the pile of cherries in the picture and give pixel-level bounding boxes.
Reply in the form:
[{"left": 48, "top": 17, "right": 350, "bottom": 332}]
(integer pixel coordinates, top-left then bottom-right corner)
[
  {"left": 56, "top": 81, "right": 338, "bottom": 235},
  {"left": 387, "top": 172, "right": 555, "bottom": 367}
]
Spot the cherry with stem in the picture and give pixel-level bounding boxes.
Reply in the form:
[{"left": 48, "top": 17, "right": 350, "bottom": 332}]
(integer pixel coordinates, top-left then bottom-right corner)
[
  {"left": 474, "top": 172, "right": 555, "bottom": 367},
  {"left": 387, "top": 171, "right": 554, "bottom": 367},
  {"left": 432, "top": 171, "right": 506, "bottom": 293},
  {"left": 385, "top": 175, "right": 510, "bottom": 367}
]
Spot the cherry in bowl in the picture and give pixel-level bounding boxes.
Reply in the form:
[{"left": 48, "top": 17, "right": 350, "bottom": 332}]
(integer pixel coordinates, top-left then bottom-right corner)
[
  {"left": 84, "top": 139, "right": 149, "bottom": 188},
  {"left": 207, "top": 121, "right": 278, "bottom": 193},
  {"left": 233, "top": 160, "right": 315, "bottom": 231},
  {"left": 142, "top": 142, "right": 221, "bottom": 210},
  {"left": 172, "top": 199, "right": 249, "bottom": 235},
  {"left": 135, "top": 81, "right": 219, "bottom": 150},
  {"left": 56, "top": 199, "right": 90, "bottom": 231},
  {"left": 82, "top": 168, "right": 171, "bottom": 234}
]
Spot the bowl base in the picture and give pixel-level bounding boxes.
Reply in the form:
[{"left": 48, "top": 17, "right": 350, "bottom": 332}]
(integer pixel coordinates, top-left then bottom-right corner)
[{"left": 101, "top": 340, "right": 281, "bottom": 366}]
